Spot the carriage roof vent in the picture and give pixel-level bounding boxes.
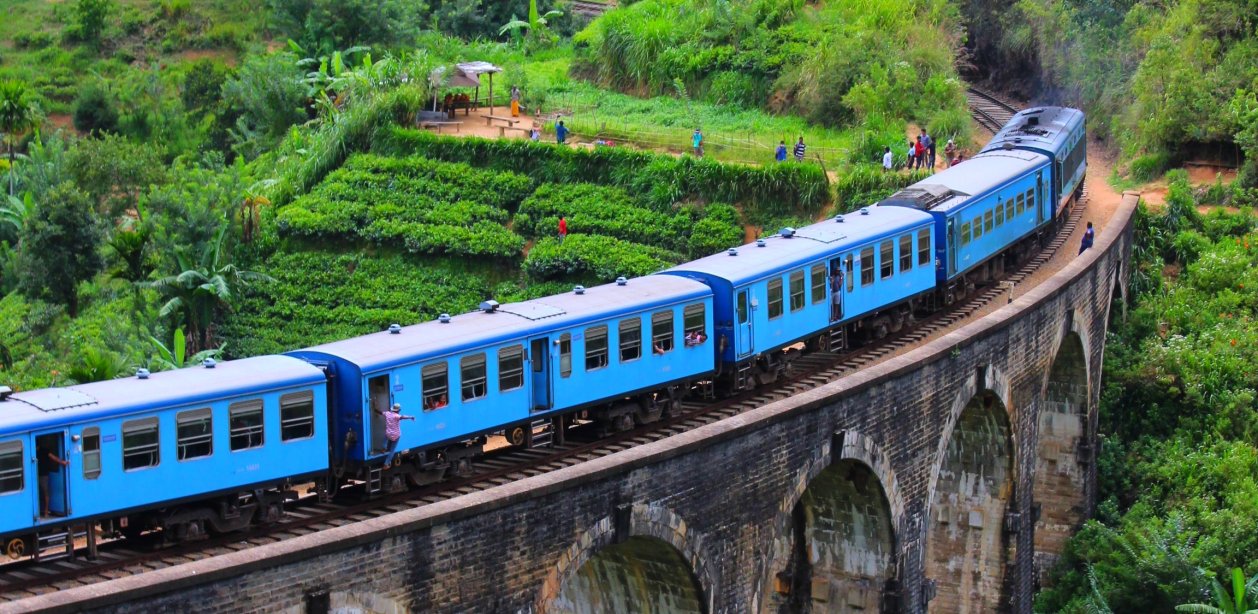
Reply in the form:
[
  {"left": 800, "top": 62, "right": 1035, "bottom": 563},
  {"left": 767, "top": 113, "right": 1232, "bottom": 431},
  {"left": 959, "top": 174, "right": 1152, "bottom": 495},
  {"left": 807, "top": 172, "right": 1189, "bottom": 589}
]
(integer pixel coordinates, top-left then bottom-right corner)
[
  {"left": 203, "top": 358, "right": 217, "bottom": 369},
  {"left": 438, "top": 313, "right": 451, "bottom": 323},
  {"left": 135, "top": 369, "right": 150, "bottom": 380},
  {"left": 479, "top": 300, "right": 499, "bottom": 313},
  {"left": 756, "top": 239, "right": 766, "bottom": 247},
  {"left": 388, "top": 323, "right": 402, "bottom": 334},
  {"left": 573, "top": 285, "right": 585, "bottom": 295},
  {"left": 860, "top": 207, "right": 870, "bottom": 215},
  {"left": 779, "top": 227, "right": 796, "bottom": 238},
  {"left": 727, "top": 248, "right": 738, "bottom": 256},
  {"left": 0, "top": 385, "right": 13, "bottom": 401},
  {"left": 616, "top": 277, "right": 628, "bottom": 286},
  {"left": 834, "top": 215, "right": 845, "bottom": 223}
]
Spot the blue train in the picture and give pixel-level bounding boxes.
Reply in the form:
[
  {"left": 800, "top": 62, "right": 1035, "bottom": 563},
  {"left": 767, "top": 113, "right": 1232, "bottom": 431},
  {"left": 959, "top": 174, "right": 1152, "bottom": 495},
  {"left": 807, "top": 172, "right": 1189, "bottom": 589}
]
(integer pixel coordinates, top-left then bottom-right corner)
[{"left": 0, "top": 107, "right": 1085, "bottom": 557}]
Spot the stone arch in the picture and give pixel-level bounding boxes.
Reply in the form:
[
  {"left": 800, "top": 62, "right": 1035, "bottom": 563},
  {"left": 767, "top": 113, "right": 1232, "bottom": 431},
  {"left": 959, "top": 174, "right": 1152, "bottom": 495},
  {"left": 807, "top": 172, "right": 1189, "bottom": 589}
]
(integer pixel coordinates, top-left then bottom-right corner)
[
  {"left": 760, "top": 431, "right": 904, "bottom": 613},
  {"left": 278, "top": 591, "right": 407, "bottom": 614},
  {"left": 538, "top": 505, "right": 713, "bottom": 614},
  {"left": 1032, "top": 318, "right": 1091, "bottom": 582},
  {"left": 923, "top": 367, "right": 1016, "bottom": 613}
]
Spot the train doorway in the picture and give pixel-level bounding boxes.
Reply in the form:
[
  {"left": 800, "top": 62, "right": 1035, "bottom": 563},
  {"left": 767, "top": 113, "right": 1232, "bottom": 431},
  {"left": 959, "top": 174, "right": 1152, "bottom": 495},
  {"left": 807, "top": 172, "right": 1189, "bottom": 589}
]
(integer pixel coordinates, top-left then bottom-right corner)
[
  {"left": 367, "top": 375, "right": 390, "bottom": 454},
  {"left": 829, "top": 258, "right": 844, "bottom": 322},
  {"left": 735, "top": 289, "right": 753, "bottom": 358},
  {"left": 530, "top": 337, "right": 552, "bottom": 411},
  {"left": 34, "top": 432, "right": 68, "bottom": 519}
]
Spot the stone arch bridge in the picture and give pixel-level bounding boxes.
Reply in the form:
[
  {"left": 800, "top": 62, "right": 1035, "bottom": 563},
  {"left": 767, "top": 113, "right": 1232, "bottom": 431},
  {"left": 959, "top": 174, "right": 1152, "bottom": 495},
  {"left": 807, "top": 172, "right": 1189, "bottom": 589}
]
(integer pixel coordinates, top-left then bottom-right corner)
[{"left": 17, "top": 194, "right": 1137, "bottom": 614}]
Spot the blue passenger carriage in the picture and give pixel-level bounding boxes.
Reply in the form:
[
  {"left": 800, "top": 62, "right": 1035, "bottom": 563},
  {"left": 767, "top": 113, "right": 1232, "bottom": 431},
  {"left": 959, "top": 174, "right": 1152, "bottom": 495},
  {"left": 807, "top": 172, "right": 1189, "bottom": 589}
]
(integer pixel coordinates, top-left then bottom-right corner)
[
  {"left": 661, "top": 206, "right": 936, "bottom": 390},
  {"left": 287, "top": 275, "right": 714, "bottom": 494},
  {"left": 0, "top": 356, "right": 328, "bottom": 556},
  {"left": 981, "top": 106, "right": 1087, "bottom": 218}
]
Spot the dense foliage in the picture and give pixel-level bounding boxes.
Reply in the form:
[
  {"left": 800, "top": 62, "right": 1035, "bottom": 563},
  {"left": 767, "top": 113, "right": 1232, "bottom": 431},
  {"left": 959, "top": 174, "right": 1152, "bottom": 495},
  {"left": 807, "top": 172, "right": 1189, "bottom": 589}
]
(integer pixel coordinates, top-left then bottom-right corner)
[{"left": 523, "top": 234, "right": 684, "bottom": 283}]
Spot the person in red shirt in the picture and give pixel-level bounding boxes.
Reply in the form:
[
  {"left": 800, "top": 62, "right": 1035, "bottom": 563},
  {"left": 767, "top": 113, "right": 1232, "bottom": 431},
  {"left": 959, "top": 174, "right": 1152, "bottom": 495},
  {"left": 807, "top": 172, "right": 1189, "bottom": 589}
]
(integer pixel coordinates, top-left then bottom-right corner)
[
  {"left": 914, "top": 136, "right": 926, "bottom": 170},
  {"left": 558, "top": 216, "right": 568, "bottom": 243}
]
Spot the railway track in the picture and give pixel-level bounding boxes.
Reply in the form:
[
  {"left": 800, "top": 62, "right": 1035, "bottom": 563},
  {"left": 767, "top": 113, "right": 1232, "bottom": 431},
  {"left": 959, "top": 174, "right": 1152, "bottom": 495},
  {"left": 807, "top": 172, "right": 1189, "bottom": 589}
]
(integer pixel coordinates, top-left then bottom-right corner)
[
  {"left": 966, "top": 86, "right": 1020, "bottom": 133},
  {"left": 0, "top": 184, "right": 1090, "bottom": 602}
]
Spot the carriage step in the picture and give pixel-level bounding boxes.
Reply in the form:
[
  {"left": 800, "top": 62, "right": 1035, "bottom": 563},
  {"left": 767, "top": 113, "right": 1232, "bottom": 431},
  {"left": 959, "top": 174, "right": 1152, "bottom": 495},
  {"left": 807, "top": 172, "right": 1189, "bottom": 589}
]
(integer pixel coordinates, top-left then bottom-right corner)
[
  {"left": 366, "top": 468, "right": 383, "bottom": 495},
  {"left": 34, "top": 527, "right": 82, "bottom": 561},
  {"left": 529, "top": 419, "right": 554, "bottom": 448},
  {"left": 828, "top": 327, "right": 847, "bottom": 353}
]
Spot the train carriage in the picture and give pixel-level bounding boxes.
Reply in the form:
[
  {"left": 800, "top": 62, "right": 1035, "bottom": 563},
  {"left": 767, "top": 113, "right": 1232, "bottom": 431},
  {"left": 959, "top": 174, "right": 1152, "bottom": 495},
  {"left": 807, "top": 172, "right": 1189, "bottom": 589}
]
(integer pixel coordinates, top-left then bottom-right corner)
[
  {"left": 0, "top": 356, "right": 328, "bottom": 555},
  {"left": 981, "top": 106, "right": 1088, "bottom": 217}
]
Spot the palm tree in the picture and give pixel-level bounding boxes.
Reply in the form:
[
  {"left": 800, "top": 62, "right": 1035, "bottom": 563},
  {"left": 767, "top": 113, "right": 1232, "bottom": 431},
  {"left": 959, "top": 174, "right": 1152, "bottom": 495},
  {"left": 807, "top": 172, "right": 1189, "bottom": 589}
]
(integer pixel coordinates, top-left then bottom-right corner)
[
  {"left": 1177, "top": 568, "right": 1258, "bottom": 614},
  {"left": 0, "top": 80, "right": 42, "bottom": 197},
  {"left": 145, "top": 226, "right": 273, "bottom": 353}
]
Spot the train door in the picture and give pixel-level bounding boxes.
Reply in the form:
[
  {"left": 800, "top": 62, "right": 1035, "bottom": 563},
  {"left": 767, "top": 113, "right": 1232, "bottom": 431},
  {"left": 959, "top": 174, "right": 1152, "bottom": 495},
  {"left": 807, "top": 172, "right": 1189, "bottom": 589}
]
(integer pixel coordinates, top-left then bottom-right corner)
[
  {"left": 33, "top": 431, "right": 68, "bottom": 519},
  {"left": 947, "top": 218, "right": 958, "bottom": 275},
  {"left": 735, "top": 288, "right": 753, "bottom": 358},
  {"left": 367, "top": 375, "right": 390, "bottom": 454},
  {"left": 529, "top": 337, "right": 552, "bottom": 411},
  {"left": 828, "top": 258, "right": 844, "bottom": 322},
  {"left": 1037, "top": 170, "right": 1047, "bottom": 225}
]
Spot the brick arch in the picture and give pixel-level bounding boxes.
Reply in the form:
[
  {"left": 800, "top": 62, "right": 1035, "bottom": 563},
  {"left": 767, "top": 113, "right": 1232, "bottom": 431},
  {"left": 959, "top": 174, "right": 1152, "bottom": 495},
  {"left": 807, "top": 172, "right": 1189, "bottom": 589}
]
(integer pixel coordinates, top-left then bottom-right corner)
[
  {"left": 537, "top": 504, "right": 714, "bottom": 614},
  {"left": 922, "top": 366, "right": 1016, "bottom": 613}
]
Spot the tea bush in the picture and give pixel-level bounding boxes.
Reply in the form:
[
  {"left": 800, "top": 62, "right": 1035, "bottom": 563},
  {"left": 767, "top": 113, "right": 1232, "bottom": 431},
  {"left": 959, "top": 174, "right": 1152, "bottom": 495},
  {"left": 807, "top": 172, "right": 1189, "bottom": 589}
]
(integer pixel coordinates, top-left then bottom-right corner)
[{"left": 523, "top": 235, "right": 683, "bottom": 283}]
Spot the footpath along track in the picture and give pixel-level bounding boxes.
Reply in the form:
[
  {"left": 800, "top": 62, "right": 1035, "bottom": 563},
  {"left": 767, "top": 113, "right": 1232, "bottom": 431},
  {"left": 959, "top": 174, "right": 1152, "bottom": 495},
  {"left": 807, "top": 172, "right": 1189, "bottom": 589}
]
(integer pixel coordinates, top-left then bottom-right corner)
[
  {"left": 967, "top": 86, "right": 1020, "bottom": 133},
  {"left": 0, "top": 93, "right": 1065, "bottom": 603}
]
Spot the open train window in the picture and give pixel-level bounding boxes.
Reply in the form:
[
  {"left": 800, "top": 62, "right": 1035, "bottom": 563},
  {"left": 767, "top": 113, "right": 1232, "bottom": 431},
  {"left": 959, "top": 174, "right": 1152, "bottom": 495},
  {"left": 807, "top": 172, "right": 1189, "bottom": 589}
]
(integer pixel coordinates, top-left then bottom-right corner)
[
  {"left": 860, "top": 248, "right": 874, "bottom": 286},
  {"left": 844, "top": 255, "right": 854, "bottom": 291},
  {"left": 229, "top": 400, "right": 264, "bottom": 451},
  {"left": 918, "top": 230, "right": 931, "bottom": 265},
  {"left": 423, "top": 362, "right": 450, "bottom": 407},
  {"left": 684, "top": 304, "right": 706, "bottom": 345},
  {"left": 559, "top": 334, "right": 572, "bottom": 377},
  {"left": 499, "top": 345, "right": 524, "bottom": 391},
  {"left": 652, "top": 311, "right": 674, "bottom": 354},
  {"left": 984, "top": 210, "right": 994, "bottom": 233},
  {"left": 879, "top": 241, "right": 893, "bottom": 279},
  {"left": 0, "top": 441, "right": 22, "bottom": 493},
  {"left": 767, "top": 279, "right": 784, "bottom": 319},
  {"left": 81, "top": 427, "right": 101, "bottom": 479},
  {"left": 123, "top": 417, "right": 160, "bottom": 470},
  {"left": 899, "top": 235, "right": 913, "bottom": 272},
  {"left": 177, "top": 408, "right": 213, "bottom": 460},
  {"left": 810, "top": 264, "right": 826, "bottom": 303},
  {"left": 789, "top": 270, "right": 805, "bottom": 312},
  {"left": 619, "top": 318, "right": 642, "bottom": 362},
  {"left": 995, "top": 202, "right": 1004, "bottom": 226},
  {"left": 461, "top": 354, "right": 488, "bottom": 402},
  {"left": 280, "top": 392, "right": 315, "bottom": 441},
  {"left": 585, "top": 325, "right": 608, "bottom": 371},
  {"left": 961, "top": 222, "right": 971, "bottom": 246}
]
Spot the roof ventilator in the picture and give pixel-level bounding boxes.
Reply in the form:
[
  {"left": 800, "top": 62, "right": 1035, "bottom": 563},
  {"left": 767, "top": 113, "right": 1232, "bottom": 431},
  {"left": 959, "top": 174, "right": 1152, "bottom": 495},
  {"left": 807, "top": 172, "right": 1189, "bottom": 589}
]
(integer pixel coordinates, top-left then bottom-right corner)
[
  {"left": 834, "top": 215, "right": 845, "bottom": 223},
  {"left": 480, "top": 300, "right": 500, "bottom": 313},
  {"left": 779, "top": 227, "right": 796, "bottom": 238},
  {"left": 438, "top": 314, "right": 451, "bottom": 323},
  {"left": 0, "top": 385, "right": 13, "bottom": 401},
  {"left": 136, "top": 369, "right": 150, "bottom": 380},
  {"left": 756, "top": 239, "right": 766, "bottom": 248},
  {"left": 574, "top": 285, "right": 585, "bottom": 295},
  {"left": 727, "top": 248, "right": 738, "bottom": 256},
  {"left": 860, "top": 207, "right": 870, "bottom": 215},
  {"left": 203, "top": 358, "right": 217, "bottom": 369},
  {"left": 388, "top": 323, "right": 401, "bottom": 334},
  {"left": 616, "top": 277, "right": 628, "bottom": 286}
]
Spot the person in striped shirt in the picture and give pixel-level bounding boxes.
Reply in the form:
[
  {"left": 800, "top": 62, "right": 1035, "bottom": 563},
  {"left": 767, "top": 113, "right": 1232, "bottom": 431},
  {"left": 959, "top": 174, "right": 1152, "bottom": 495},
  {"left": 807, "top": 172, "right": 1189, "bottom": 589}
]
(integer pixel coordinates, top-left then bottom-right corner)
[{"left": 793, "top": 136, "right": 806, "bottom": 162}]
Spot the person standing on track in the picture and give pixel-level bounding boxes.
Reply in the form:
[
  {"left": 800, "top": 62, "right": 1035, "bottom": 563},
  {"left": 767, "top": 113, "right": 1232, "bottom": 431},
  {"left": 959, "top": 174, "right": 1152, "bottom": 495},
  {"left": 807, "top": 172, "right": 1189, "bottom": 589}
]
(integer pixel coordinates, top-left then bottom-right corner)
[{"left": 793, "top": 136, "right": 806, "bottom": 162}]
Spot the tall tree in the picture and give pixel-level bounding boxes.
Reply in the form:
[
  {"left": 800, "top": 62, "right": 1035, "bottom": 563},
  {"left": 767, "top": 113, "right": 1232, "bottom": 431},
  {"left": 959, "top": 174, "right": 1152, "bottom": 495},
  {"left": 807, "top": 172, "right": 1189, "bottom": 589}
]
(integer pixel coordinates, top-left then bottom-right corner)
[
  {"left": 0, "top": 80, "right": 42, "bottom": 197},
  {"left": 18, "top": 182, "right": 104, "bottom": 317}
]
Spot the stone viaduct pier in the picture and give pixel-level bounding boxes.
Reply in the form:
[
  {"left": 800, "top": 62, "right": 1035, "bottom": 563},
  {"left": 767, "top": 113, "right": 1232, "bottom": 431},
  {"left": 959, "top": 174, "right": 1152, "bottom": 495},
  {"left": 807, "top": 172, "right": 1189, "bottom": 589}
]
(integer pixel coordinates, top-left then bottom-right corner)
[{"left": 12, "top": 194, "right": 1139, "bottom": 614}]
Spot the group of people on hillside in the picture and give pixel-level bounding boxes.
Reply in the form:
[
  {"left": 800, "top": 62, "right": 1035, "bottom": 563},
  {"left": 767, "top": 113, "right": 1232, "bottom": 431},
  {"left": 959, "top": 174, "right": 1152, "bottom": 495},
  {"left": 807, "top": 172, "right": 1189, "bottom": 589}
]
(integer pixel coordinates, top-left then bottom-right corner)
[{"left": 880, "top": 131, "right": 966, "bottom": 172}]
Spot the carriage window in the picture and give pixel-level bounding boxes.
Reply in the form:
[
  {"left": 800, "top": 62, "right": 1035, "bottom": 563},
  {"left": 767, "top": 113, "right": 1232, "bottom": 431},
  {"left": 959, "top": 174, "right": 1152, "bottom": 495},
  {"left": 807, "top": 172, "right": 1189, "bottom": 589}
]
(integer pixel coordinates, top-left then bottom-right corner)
[
  {"left": 860, "top": 247, "right": 875, "bottom": 286},
  {"left": 972, "top": 216, "right": 983, "bottom": 239},
  {"left": 81, "top": 427, "right": 101, "bottom": 479},
  {"left": 177, "top": 408, "right": 213, "bottom": 460},
  {"left": 619, "top": 318, "right": 642, "bottom": 362},
  {"left": 961, "top": 222, "right": 971, "bottom": 246},
  {"left": 810, "top": 264, "right": 826, "bottom": 303},
  {"left": 585, "top": 325, "right": 608, "bottom": 371},
  {"left": 879, "top": 241, "right": 894, "bottom": 279},
  {"left": 0, "top": 441, "right": 22, "bottom": 493},
  {"left": 652, "top": 311, "right": 674, "bottom": 354},
  {"left": 123, "top": 417, "right": 160, "bottom": 470},
  {"left": 737, "top": 291, "right": 749, "bottom": 323},
  {"left": 280, "top": 391, "right": 315, "bottom": 441},
  {"left": 899, "top": 235, "right": 913, "bottom": 272},
  {"left": 1005, "top": 199, "right": 1014, "bottom": 222},
  {"left": 229, "top": 400, "right": 264, "bottom": 451},
  {"left": 984, "top": 210, "right": 994, "bottom": 233},
  {"left": 499, "top": 345, "right": 524, "bottom": 391},
  {"left": 423, "top": 362, "right": 450, "bottom": 408},
  {"left": 995, "top": 202, "right": 1004, "bottom": 226},
  {"left": 768, "top": 278, "right": 784, "bottom": 319},
  {"left": 789, "top": 270, "right": 806, "bottom": 312},
  {"left": 559, "top": 334, "right": 572, "bottom": 377},
  {"left": 918, "top": 230, "right": 931, "bottom": 265},
  {"left": 1016, "top": 193, "right": 1025, "bottom": 215},
  {"left": 845, "top": 254, "right": 854, "bottom": 291},
  {"left": 1025, "top": 189, "right": 1035, "bottom": 213},
  {"left": 461, "top": 353, "right": 488, "bottom": 402},
  {"left": 684, "top": 303, "right": 706, "bottom": 346}
]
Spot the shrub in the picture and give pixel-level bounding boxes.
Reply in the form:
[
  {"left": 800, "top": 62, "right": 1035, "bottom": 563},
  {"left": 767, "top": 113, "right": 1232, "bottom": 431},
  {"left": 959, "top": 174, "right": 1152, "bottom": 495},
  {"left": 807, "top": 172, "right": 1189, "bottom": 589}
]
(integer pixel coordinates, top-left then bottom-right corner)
[
  {"left": 13, "top": 31, "right": 56, "bottom": 50},
  {"left": 523, "top": 235, "right": 683, "bottom": 283},
  {"left": 833, "top": 164, "right": 929, "bottom": 213},
  {"left": 1129, "top": 153, "right": 1170, "bottom": 182},
  {"left": 72, "top": 84, "right": 120, "bottom": 135}
]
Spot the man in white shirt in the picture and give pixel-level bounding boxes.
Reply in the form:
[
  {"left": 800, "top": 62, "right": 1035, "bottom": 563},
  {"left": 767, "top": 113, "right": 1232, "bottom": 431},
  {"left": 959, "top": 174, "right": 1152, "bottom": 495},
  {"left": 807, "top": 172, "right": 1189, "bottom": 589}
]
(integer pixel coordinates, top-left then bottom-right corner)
[{"left": 882, "top": 146, "right": 894, "bottom": 171}]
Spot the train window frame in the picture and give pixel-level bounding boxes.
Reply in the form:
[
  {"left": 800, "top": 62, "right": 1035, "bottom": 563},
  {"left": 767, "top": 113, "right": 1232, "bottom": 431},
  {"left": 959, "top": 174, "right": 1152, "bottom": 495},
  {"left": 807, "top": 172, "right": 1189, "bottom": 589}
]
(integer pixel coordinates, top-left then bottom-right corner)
[
  {"left": 652, "top": 311, "right": 674, "bottom": 354},
  {"left": 122, "top": 417, "right": 160, "bottom": 470},
  {"left": 559, "top": 334, "right": 572, "bottom": 377},
  {"left": 737, "top": 290, "right": 750, "bottom": 323},
  {"left": 461, "top": 353, "right": 488, "bottom": 402},
  {"left": 499, "top": 345, "right": 525, "bottom": 391},
  {"left": 961, "top": 222, "right": 971, "bottom": 246},
  {"left": 423, "top": 362, "right": 450, "bottom": 409},
  {"left": 995, "top": 201, "right": 1004, "bottom": 226},
  {"left": 81, "top": 427, "right": 101, "bottom": 479},
  {"left": 899, "top": 235, "right": 913, "bottom": 272},
  {"left": 860, "top": 247, "right": 875, "bottom": 286},
  {"left": 767, "top": 278, "right": 784, "bottom": 319},
  {"left": 176, "top": 408, "right": 214, "bottom": 461},
  {"left": 1005, "top": 199, "right": 1014, "bottom": 222},
  {"left": 684, "top": 304, "right": 706, "bottom": 345},
  {"left": 0, "top": 440, "right": 22, "bottom": 494},
  {"left": 280, "top": 391, "right": 316, "bottom": 441},
  {"left": 789, "top": 270, "right": 806, "bottom": 312},
  {"left": 917, "top": 229, "right": 931, "bottom": 266},
  {"left": 973, "top": 216, "right": 983, "bottom": 239},
  {"left": 1016, "top": 193, "right": 1025, "bottom": 215},
  {"left": 1025, "top": 189, "right": 1035, "bottom": 213},
  {"left": 585, "top": 325, "right": 609, "bottom": 371},
  {"left": 228, "top": 400, "right": 265, "bottom": 451},
  {"left": 879, "top": 241, "right": 894, "bottom": 279},
  {"left": 810, "top": 264, "right": 826, "bottom": 304},
  {"left": 984, "top": 210, "right": 994, "bottom": 233},
  {"left": 619, "top": 317, "right": 642, "bottom": 363}
]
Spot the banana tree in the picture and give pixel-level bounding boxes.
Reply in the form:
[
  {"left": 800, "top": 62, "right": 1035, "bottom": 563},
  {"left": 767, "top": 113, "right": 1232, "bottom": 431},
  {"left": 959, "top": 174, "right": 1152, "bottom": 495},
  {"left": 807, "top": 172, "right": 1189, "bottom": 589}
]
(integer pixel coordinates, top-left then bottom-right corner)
[
  {"left": 1177, "top": 568, "right": 1258, "bottom": 614},
  {"left": 499, "top": 0, "right": 563, "bottom": 50},
  {"left": 149, "top": 327, "right": 224, "bottom": 371}
]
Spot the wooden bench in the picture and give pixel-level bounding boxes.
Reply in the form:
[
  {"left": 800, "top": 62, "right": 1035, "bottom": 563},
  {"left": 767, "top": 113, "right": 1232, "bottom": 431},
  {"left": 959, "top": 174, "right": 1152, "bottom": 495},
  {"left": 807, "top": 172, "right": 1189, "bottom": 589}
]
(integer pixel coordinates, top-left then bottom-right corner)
[
  {"left": 496, "top": 124, "right": 533, "bottom": 138},
  {"left": 420, "top": 121, "right": 463, "bottom": 134},
  {"left": 485, "top": 114, "right": 521, "bottom": 128}
]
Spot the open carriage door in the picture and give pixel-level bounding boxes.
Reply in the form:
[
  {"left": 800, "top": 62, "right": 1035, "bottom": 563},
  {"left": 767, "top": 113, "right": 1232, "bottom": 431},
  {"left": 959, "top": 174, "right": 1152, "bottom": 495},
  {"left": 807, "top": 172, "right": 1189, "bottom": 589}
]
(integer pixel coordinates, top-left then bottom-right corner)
[
  {"left": 34, "top": 431, "right": 69, "bottom": 519},
  {"left": 735, "top": 288, "right": 753, "bottom": 359},
  {"left": 530, "top": 337, "right": 552, "bottom": 411}
]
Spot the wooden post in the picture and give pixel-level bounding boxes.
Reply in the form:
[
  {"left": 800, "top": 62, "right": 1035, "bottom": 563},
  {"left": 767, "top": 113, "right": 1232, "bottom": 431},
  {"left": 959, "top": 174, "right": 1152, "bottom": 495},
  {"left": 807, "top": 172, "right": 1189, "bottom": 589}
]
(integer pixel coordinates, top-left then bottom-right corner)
[{"left": 488, "top": 72, "right": 494, "bottom": 115}]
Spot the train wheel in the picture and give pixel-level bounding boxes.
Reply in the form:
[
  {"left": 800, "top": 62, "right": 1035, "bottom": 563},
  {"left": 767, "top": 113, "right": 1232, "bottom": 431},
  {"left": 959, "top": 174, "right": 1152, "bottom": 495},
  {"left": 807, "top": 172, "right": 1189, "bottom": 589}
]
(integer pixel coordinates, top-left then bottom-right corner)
[
  {"left": 5, "top": 538, "right": 25, "bottom": 560},
  {"left": 616, "top": 414, "right": 634, "bottom": 432},
  {"left": 506, "top": 426, "right": 527, "bottom": 447},
  {"left": 387, "top": 474, "right": 406, "bottom": 494}
]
